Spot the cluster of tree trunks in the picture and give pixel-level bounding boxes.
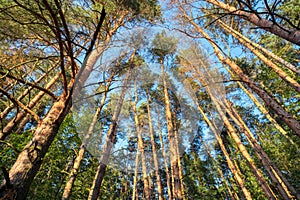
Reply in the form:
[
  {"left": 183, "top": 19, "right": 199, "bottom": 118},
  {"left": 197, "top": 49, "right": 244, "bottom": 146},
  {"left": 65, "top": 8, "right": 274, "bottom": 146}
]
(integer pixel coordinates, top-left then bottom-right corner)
[{"left": 1, "top": 0, "right": 299, "bottom": 200}]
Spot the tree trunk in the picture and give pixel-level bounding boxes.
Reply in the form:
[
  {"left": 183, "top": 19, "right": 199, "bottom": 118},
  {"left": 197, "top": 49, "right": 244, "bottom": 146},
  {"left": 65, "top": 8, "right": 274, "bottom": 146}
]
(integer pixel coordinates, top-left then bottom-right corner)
[
  {"left": 225, "top": 67, "right": 296, "bottom": 145},
  {"left": 157, "top": 109, "right": 172, "bottom": 200},
  {"left": 62, "top": 70, "right": 115, "bottom": 200},
  {"left": 189, "top": 43, "right": 299, "bottom": 199},
  {"left": 187, "top": 86, "right": 252, "bottom": 200},
  {"left": 197, "top": 127, "right": 237, "bottom": 200},
  {"left": 223, "top": 100, "right": 300, "bottom": 200},
  {"left": 88, "top": 54, "right": 134, "bottom": 200},
  {"left": 131, "top": 89, "right": 150, "bottom": 200},
  {"left": 183, "top": 13, "right": 300, "bottom": 137},
  {"left": 204, "top": 0, "right": 300, "bottom": 45},
  {"left": 216, "top": 18, "right": 300, "bottom": 93},
  {"left": 174, "top": 128, "right": 185, "bottom": 200},
  {"left": 0, "top": 79, "right": 74, "bottom": 200},
  {"left": 189, "top": 62, "right": 277, "bottom": 200},
  {"left": 146, "top": 92, "right": 164, "bottom": 200},
  {"left": 132, "top": 148, "right": 139, "bottom": 200},
  {"left": 0, "top": 22, "right": 110, "bottom": 199},
  {"left": 214, "top": 18, "right": 299, "bottom": 75},
  {"left": 160, "top": 62, "right": 182, "bottom": 199},
  {"left": 210, "top": 95, "right": 276, "bottom": 199},
  {"left": 0, "top": 71, "right": 61, "bottom": 140}
]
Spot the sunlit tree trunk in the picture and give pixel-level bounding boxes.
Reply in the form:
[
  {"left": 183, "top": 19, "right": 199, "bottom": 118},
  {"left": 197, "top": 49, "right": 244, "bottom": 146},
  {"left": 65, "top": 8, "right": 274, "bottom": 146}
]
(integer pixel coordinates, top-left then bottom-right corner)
[
  {"left": 0, "top": 78, "right": 74, "bottom": 200},
  {"left": 216, "top": 18, "right": 300, "bottom": 93},
  {"left": 203, "top": 0, "right": 300, "bottom": 45},
  {"left": 132, "top": 148, "right": 139, "bottom": 200},
  {"left": 174, "top": 123, "right": 185, "bottom": 199},
  {"left": 171, "top": 103, "right": 185, "bottom": 199},
  {"left": 211, "top": 95, "right": 276, "bottom": 199},
  {"left": 88, "top": 52, "right": 134, "bottom": 200},
  {"left": 187, "top": 87, "right": 252, "bottom": 199},
  {"left": 62, "top": 73, "right": 114, "bottom": 199},
  {"left": 189, "top": 63, "right": 277, "bottom": 199},
  {"left": 222, "top": 100, "right": 300, "bottom": 200},
  {"left": 0, "top": 10, "right": 108, "bottom": 196},
  {"left": 131, "top": 85, "right": 150, "bottom": 200},
  {"left": 225, "top": 67, "right": 296, "bottom": 145},
  {"left": 181, "top": 11, "right": 300, "bottom": 137},
  {"left": 146, "top": 92, "right": 164, "bottom": 200},
  {"left": 181, "top": 51, "right": 278, "bottom": 199},
  {"left": 214, "top": 18, "right": 299, "bottom": 75},
  {"left": 0, "top": 71, "right": 61, "bottom": 140},
  {"left": 160, "top": 61, "right": 183, "bottom": 199},
  {"left": 190, "top": 44, "right": 299, "bottom": 199},
  {"left": 157, "top": 109, "right": 172, "bottom": 200},
  {"left": 197, "top": 127, "right": 237, "bottom": 200}
]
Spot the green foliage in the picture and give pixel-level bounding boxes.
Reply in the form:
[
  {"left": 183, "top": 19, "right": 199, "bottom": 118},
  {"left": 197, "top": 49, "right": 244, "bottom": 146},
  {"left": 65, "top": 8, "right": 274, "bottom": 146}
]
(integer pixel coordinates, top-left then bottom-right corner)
[
  {"left": 27, "top": 114, "right": 81, "bottom": 199},
  {"left": 278, "top": 0, "right": 300, "bottom": 28},
  {"left": 260, "top": 34, "right": 299, "bottom": 66},
  {"left": 259, "top": 124, "right": 300, "bottom": 193},
  {"left": 182, "top": 151, "right": 228, "bottom": 199},
  {"left": 121, "top": 0, "right": 161, "bottom": 22},
  {"left": 0, "top": 131, "right": 32, "bottom": 170},
  {"left": 151, "top": 30, "right": 178, "bottom": 60}
]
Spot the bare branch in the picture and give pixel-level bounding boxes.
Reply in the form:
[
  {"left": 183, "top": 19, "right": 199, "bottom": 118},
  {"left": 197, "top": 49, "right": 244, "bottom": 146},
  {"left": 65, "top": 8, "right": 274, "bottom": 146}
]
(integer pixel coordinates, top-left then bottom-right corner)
[
  {"left": 0, "top": 87, "right": 41, "bottom": 124},
  {"left": 0, "top": 71, "right": 57, "bottom": 100}
]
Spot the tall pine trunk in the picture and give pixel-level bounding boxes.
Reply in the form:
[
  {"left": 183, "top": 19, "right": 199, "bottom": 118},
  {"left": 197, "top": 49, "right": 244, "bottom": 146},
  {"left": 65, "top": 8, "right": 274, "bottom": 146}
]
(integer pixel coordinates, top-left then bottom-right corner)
[
  {"left": 182, "top": 13, "right": 300, "bottom": 137},
  {"left": 0, "top": 79, "right": 74, "bottom": 200},
  {"left": 132, "top": 147, "right": 139, "bottom": 200},
  {"left": 61, "top": 77, "right": 111, "bottom": 199},
  {"left": 216, "top": 18, "right": 300, "bottom": 93},
  {"left": 189, "top": 59, "right": 277, "bottom": 199},
  {"left": 214, "top": 18, "right": 299, "bottom": 75},
  {"left": 88, "top": 53, "right": 134, "bottom": 200},
  {"left": 131, "top": 85, "right": 150, "bottom": 200},
  {"left": 203, "top": 0, "right": 300, "bottom": 45},
  {"left": 157, "top": 109, "right": 172, "bottom": 200},
  {"left": 197, "top": 126, "right": 237, "bottom": 200},
  {"left": 0, "top": 13, "right": 108, "bottom": 197},
  {"left": 225, "top": 67, "right": 296, "bottom": 145},
  {"left": 160, "top": 62, "right": 183, "bottom": 199},
  {"left": 187, "top": 86, "right": 252, "bottom": 199},
  {"left": 192, "top": 47, "right": 299, "bottom": 199},
  {"left": 146, "top": 92, "right": 164, "bottom": 200},
  {"left": 222, "top": 100, "right": 300, "bottom": 200}
]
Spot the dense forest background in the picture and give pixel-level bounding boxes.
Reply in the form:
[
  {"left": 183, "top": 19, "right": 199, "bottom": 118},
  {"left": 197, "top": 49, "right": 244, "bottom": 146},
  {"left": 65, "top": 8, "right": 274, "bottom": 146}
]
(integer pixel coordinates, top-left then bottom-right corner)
[{"left": 0, "top": 0, "right": 299, "bottom": 199}]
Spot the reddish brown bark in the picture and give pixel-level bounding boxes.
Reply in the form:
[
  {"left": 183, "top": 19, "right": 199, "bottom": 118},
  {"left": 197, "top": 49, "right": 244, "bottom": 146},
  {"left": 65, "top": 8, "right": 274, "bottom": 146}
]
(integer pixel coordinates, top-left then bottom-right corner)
[
  {"left": 0, "top": 79, "right": 74, "bottom": 200},
  {"left": 222, "top": 100, "right": 300, "bottom": 200},
  {"left": 0, "top": 72, "right": 61, "bottom": 140},
  {"left": 188, "top": 89, "right": 252, "bottom": 199},
  {"left": 61, "top": 66, "right": 116, "bottom": 200},
  {"left": 204, "top": 0, "right": 300, "bottom": 45}
]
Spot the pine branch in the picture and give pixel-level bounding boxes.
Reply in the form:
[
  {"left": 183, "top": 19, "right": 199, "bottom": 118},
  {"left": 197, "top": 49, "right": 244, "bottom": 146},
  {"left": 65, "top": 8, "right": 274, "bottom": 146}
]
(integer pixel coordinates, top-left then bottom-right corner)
[
  {"left": 0, "top": 71, "right": 57, "bottom": 100},
  {"left": 0, "top": 87, "right": 41, "bottom": 124}
]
